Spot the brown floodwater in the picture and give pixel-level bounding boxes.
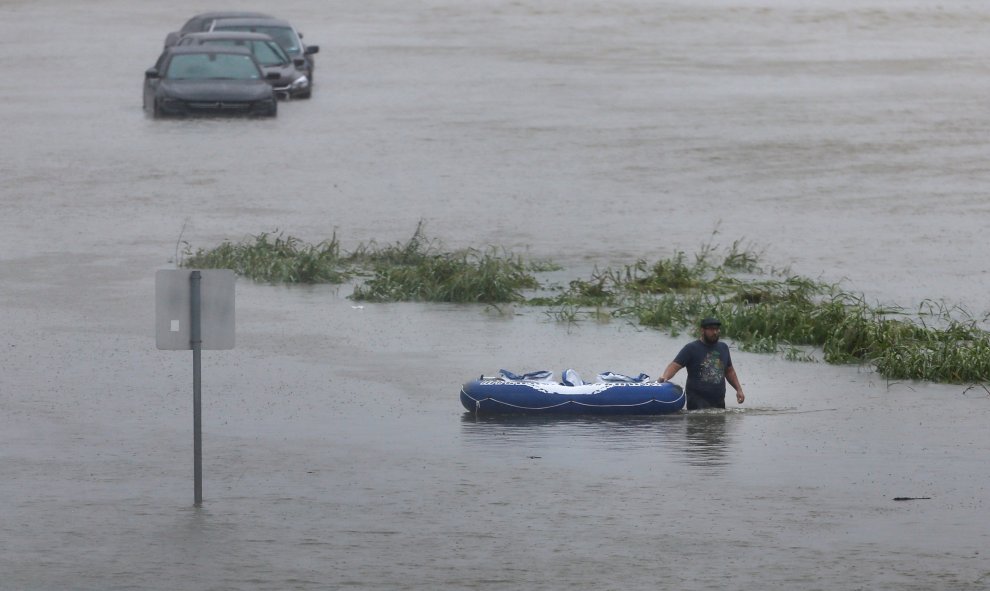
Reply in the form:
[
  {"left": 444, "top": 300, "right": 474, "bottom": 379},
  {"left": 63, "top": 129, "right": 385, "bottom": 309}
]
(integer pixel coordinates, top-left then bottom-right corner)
[{"left": 1, "top": 0, "right": 989, "bottom": 589}]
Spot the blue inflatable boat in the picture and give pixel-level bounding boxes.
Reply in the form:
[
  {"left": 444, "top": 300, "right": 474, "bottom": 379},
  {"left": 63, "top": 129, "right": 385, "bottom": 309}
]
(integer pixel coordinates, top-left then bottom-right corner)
[{"left": 460, "top": 369, "right": 685, "bottom": 416}]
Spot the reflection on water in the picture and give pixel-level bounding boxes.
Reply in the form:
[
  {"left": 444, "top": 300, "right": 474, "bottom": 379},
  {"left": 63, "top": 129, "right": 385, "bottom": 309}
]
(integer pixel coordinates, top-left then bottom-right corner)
[
  {"left": 682, "top": 411, "right": 731, "bottom": 467},
  {"left": 459, "top": 412, "right": 681, "bottom": 445},
  {"left": 460, "top": 410, "right": 734, "bottom": 468}
]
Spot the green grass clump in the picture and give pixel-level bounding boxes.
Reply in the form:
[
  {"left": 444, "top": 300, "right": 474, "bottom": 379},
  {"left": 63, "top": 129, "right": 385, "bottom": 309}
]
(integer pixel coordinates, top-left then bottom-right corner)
[
  {"left": 528, "top": 273, "right": 619, "bottom": 309},
  {"left": 351, "top": 247, "right": 538, "bottom": 303},
  {"left": 874, "top": 334, "right": 990, "bottom": 383},
  {"left": 183, "top": 224, "right": 539, "bottom": 304},
  {"left": 858, "top": 303, "right": 990, "bottom": 383},
  {"left": 345, "top": 220, "right": 436, "bottom": 267},
  {"left": 596, "top": 242, "right": 990, "bottom": 384},
  {"left": 625, "top": 293, "right": 710, "bottom": 335},
  {"left": 622, "top": 253, "right": 708, "bottom": 293},
  {"left": 344, "top": 222, "right": 540, "bottom": 303},
  {"left": 182, "top": 232, "right": 346, "bottom": 283},
  {"left": 708, "top": 279, "right": 853, "bottom": 354}
]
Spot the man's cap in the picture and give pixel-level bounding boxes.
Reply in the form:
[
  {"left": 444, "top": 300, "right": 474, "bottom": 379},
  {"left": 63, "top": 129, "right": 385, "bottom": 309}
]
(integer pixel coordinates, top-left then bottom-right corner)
[{"left": 700, "top": 317, "right": 721, "bottom": 327}]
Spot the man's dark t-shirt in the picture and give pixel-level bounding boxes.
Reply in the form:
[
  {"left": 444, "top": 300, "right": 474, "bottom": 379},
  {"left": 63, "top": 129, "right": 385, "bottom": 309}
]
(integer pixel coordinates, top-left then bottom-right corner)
[{"left": 673, "top": 340, "right": 732, "bottom": 409}]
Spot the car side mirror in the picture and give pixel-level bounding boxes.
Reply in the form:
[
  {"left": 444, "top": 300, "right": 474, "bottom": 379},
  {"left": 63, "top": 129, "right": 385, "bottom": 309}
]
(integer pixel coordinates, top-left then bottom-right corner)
[
  {"left": 305, "top": 45, "right": 320, "bottom": 55},
  {"left": 266, "top": 72, "right": 282, "bottom": 81},
  {"left": 145, "top": 68, "right": 160, "bottom": 79}
]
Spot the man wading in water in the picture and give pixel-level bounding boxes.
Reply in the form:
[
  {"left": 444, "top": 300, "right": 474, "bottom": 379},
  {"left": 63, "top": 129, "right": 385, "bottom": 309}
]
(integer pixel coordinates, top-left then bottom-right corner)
[{"left": 657, "top": 317, "right": 745, "bottom": 410}]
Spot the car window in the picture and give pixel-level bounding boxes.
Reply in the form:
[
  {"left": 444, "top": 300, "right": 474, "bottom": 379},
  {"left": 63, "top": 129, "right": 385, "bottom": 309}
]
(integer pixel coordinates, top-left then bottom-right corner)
[
  {"left": 259, "top": 41, "right": 291, "bottom": 65},
  {"left": 215, "top": 25, "right": 299, "bottom": 54},
  {"left": 165, "top": 53, "right": 261, "bottom": 80},
  {"left": 195, "top": 39, "right": 288, "bottom": 66}
]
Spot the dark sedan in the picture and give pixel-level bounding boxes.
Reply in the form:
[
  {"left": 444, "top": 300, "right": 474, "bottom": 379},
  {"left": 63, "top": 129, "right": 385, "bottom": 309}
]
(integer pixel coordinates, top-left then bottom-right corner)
[
  {"left": 143, "top": 46, "right": 279, "bottom": 117},
  {"left": 163, "top": 11, "right": 274, "bottom": 47},
  {"left": 209, "top": 17, "right": 319, "bottom": 84},
  {"left": 177, "top": 32, "right": 311, "bottom": 99}
]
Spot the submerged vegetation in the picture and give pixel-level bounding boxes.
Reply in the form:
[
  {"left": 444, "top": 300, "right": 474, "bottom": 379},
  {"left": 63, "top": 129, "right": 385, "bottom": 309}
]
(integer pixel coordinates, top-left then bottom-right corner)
[
  {"left": 348, "top": 230, "right": 540, "bottom": 303},
  {"left": 181, "top": 225, "right": 990, "bottom": 385},
  {"left": 181, "top": 222, "right": 542, "bottom": 304},
  {"left": 182, "top": 232, "right": 347, "bottom": 284}
]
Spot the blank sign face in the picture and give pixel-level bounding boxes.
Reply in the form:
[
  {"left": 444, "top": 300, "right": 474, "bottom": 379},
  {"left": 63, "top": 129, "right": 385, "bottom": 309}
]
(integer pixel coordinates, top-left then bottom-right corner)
[{"left": 155, "top": 269, "right": 235, "bottom": 350}]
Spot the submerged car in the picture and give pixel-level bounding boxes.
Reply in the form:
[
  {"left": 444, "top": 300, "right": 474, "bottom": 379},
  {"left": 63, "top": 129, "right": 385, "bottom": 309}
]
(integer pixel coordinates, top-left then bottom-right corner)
[
  {"left": 163, "top": 11, "right": 274, "bottom": 47},
  {"left": 209, "top": 17, "right": 319, "bottom": 84},
  {"left": 177, "top": 32, "right": 310, "bottom": 99},
  {"left": 143, "top": 46, "right": 279, "bottom": 117}
]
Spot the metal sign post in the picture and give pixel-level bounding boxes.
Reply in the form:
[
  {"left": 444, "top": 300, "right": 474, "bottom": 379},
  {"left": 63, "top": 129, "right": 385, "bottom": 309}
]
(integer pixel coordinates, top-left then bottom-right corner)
[
  {"left": 156, "top": 269, "right": 235, "bottom": 506},
  {"left": 190, "top": 271, "right": 203, "bottom": 505}
]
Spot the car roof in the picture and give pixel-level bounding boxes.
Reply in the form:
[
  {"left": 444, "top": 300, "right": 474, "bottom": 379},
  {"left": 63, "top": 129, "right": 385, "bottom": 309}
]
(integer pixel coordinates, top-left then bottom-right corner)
[
  {"left": 164, "top": 45, "right": 256, "bottom": 56},
  {"left": 211, "top": 17, "right": 295, "bottom": 29},
  {"left": 180, "top": 31, "right": 276, "bottom": 42},
  {"left": 182, "top": 11, "right": 274, "bottom": 26},
  {"left": 186, "top": 11, "right": 274, "bottom": 20},
  {"left": 179, "top": 12, "right": 276, "bottom": 33}
]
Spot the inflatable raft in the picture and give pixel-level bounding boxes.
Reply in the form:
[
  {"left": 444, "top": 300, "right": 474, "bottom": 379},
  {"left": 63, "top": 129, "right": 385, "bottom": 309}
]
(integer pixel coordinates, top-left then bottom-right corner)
[{"left": 460, "top": 369, "right": 685, "bottom": 416}]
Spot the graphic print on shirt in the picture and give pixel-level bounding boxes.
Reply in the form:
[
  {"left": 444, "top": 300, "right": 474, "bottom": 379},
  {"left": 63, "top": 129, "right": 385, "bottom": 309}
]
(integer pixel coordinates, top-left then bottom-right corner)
[{"left": 699, "top": 350, "right": 724, "bottom": 384}]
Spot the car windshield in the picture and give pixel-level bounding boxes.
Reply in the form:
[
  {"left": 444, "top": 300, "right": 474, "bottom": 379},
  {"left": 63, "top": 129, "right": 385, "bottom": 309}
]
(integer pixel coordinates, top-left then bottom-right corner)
[
  {"left": 164, "top": 53, "right": 261, "bottom": 80},
  {"left": 196, "top": 39, "right": 290, "bottom": 67},
  {"left": 214, "top": 25, "right": 299, "bottom": 54}
]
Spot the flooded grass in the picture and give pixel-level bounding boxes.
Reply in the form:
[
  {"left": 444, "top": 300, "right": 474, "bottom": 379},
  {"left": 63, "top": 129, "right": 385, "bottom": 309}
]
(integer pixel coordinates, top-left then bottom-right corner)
[
  {"left": 603, "top": 251, "right": 990, "bottom": 384},
  {"left": 350, "top": 247, "right": 538, "bottom": 303},
  {"left": 346, "top": 222, "right": 540, "bottom": 303},
  {"left": 182, "top": 231, "right": 347, "bottom": 283},
  {"left": 182, "top": 228, "right": 990, "bottom": 384},
  {"left": 183, "top": 223, "right": 540, "bottom": 303}
]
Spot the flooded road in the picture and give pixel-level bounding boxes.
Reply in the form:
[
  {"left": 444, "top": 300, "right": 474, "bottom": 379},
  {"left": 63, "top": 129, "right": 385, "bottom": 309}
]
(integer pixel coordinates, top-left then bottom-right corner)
[{"left": 2, "top": 0, "right": 989, "bottom": 589}]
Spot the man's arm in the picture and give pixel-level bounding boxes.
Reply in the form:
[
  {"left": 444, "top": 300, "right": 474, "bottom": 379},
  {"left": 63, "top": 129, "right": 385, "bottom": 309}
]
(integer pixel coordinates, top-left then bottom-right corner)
[
  {"left": 725, "top": 365, "right": 745, "bottom": 404},
  {"left": 658, "top": 361, "right": 683, "bottom": 383}
]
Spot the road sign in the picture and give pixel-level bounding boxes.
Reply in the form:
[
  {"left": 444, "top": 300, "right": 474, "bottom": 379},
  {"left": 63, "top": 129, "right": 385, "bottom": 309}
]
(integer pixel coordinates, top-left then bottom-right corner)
[
  {"left": 155, "top": 268, "right": 235, "bottom": 505},
  {"left": 155, "top": 269, "right": 235, "bottom": 350}
]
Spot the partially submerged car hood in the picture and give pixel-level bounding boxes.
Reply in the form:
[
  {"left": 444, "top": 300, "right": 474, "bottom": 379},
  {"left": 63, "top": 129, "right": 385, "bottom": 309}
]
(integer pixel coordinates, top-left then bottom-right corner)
[{"left": 159, "top": 79, "right": 273, "bottom": 101}]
